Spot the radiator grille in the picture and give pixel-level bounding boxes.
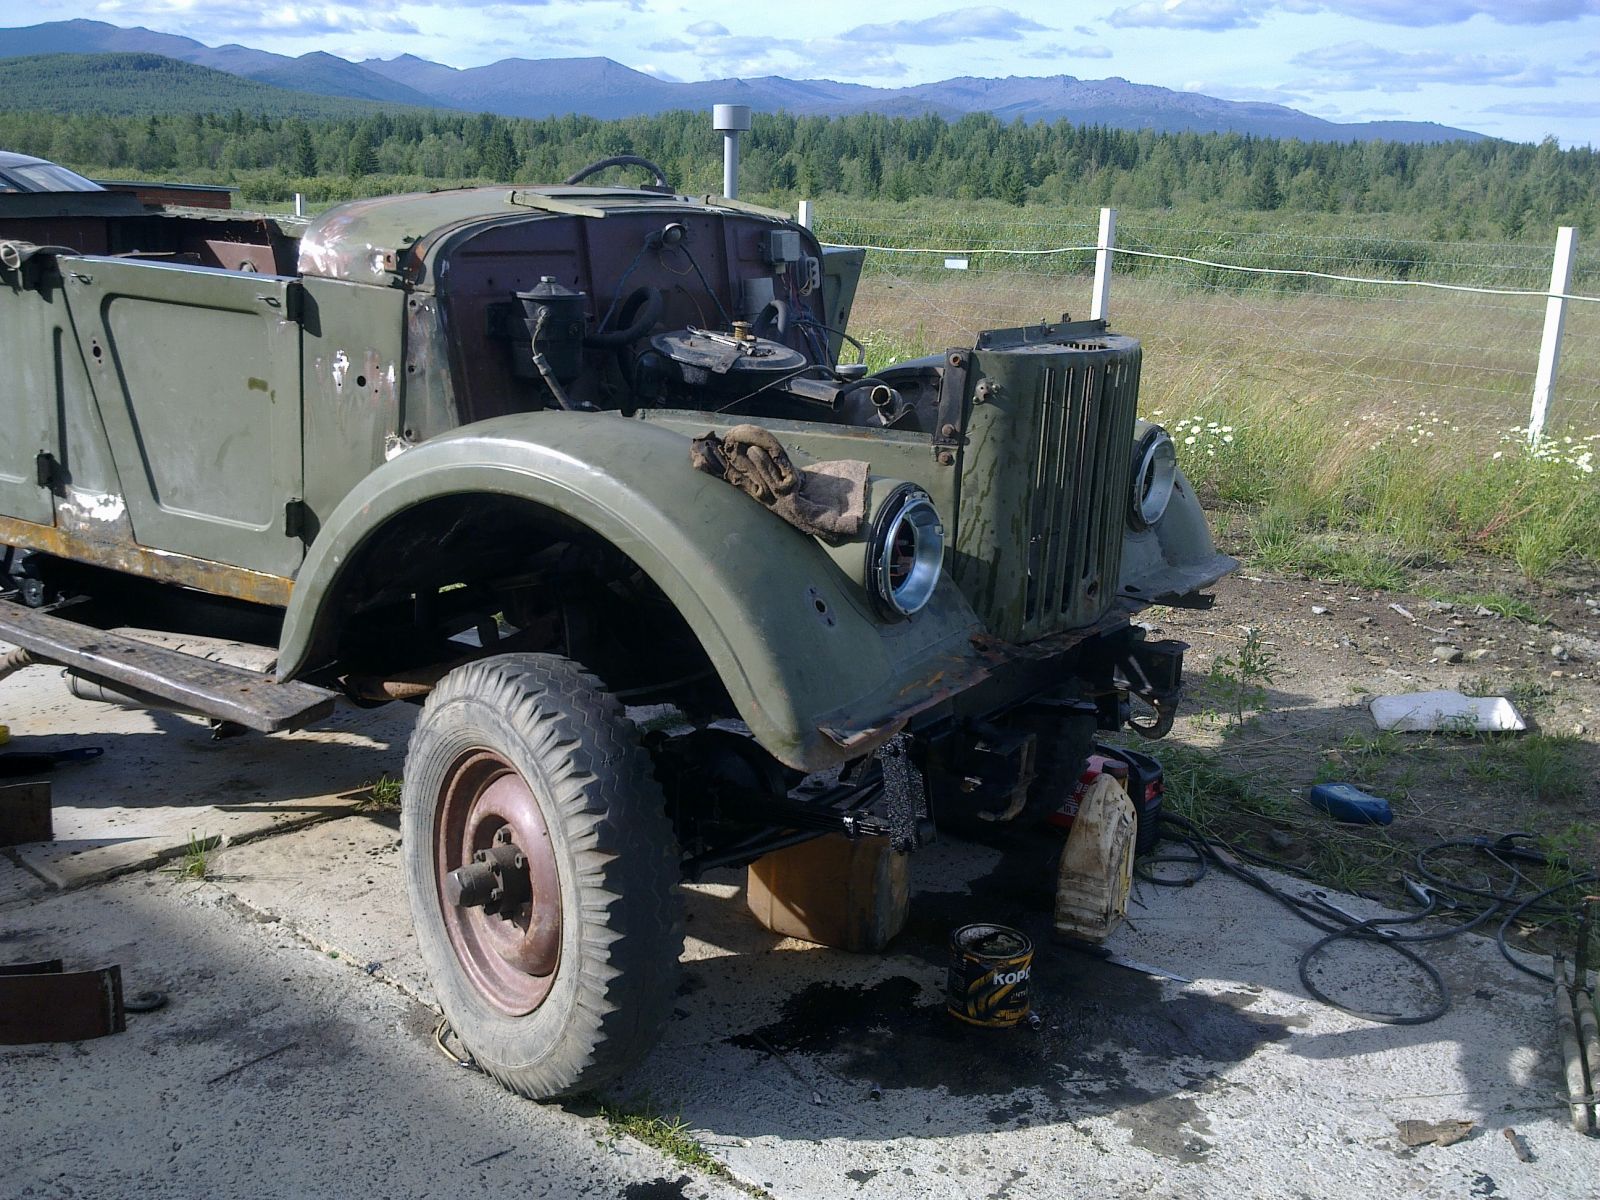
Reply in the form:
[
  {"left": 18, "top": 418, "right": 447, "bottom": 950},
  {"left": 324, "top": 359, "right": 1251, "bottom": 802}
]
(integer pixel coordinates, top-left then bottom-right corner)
[{"left": 1020, "top": 347, "right": 1140, "bottom": 639}]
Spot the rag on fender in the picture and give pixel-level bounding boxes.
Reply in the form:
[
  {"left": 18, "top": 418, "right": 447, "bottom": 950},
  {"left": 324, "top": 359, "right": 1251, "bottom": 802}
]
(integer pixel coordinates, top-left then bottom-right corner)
[{"left": 690, "top": 423, "right": 868, "bottom": 541}]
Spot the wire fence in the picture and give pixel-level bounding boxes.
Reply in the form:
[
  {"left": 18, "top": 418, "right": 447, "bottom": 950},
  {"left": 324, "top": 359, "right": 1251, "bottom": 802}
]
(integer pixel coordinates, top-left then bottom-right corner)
[{"left": 815, "top": 210, "right": 1600, "bottom": 445}]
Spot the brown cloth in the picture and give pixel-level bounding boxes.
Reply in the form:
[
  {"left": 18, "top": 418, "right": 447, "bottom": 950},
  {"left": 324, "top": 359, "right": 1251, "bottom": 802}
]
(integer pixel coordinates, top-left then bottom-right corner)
[{"left": 690, "top": 423, "right": 868, "bottom": 541}]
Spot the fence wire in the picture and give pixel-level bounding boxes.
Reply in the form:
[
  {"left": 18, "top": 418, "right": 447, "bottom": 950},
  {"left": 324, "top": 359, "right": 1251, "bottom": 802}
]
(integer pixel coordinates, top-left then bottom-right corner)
[{"left": 817, "top": 211, "right": 1600, "bottom": 439}]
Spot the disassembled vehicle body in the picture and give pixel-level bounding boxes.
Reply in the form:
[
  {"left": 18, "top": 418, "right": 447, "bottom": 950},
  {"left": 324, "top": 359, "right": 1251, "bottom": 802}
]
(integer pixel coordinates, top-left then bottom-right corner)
[{"left": 0, "top": 154, "right": 1233, "bottom": 1098}]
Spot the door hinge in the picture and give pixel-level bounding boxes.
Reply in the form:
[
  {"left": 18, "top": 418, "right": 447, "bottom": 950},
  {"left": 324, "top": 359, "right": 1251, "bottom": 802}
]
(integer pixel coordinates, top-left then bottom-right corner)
[
  {"left": 260, "top": 282, "right": 303, "bottom": 322},
  {"left": 35, "top": 451, "right": 61, "bottom": 492},
  {"left": 284, "top": 497, "right": 309, "bottom": 539},
  {"left": 931, "top": 347, "right": 971, "bottom": 466}
]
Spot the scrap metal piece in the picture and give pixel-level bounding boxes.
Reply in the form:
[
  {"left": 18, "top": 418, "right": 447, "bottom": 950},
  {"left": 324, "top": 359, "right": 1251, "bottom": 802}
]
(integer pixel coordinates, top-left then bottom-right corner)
[
  {"left": 1395, "top": 1118, "right": 1475, "bottom": 1149},
  {"left": 0, "top": 960, "right": 125, "bottom": 1044},
  {"left": 0, "top": 781, "right": 51, "bottom": 846}
]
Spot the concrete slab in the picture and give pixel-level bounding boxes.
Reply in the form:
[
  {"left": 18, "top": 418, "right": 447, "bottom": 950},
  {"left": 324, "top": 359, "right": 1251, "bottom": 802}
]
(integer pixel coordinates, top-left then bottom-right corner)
[
  {"left": 197, "top": 817, "right": 1597, "bottom": 1199},
  {"left": 0, "top": 872, "right": 745, "bottom": 1200},
  {"left": 0, "top": 650, "right": 414, "bottom": 887},
  {"left": 4, "top": 652, "right": 1594, "bottom": 1196}
]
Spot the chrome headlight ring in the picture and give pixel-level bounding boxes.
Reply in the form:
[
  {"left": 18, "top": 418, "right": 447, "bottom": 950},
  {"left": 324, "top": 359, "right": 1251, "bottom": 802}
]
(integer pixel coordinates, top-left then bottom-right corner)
[
  {"left": 1130, "top": 427, "right": 1178, "bottom": 529},
  {"left": 868, "top": 486, "right": 945, "bottom": 618}
]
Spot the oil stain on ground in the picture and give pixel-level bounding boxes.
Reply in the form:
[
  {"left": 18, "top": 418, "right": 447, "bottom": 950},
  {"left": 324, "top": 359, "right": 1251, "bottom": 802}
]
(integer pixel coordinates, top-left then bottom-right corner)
[
  {"left": 727, "top": 828, "right": 1305, "bottom": 1157},
  {"left": 620, "top": 1176, "right": 692, "bottom": 1200}
]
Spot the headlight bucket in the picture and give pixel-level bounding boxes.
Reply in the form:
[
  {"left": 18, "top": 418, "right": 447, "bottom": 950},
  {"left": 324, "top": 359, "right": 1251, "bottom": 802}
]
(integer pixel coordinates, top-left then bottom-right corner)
[
  {"left": 1130, "top": 426, "right": 1178, "bottom": 529},
  {"left": 867, "top": 485, "right": 945, "bottom": 618}
]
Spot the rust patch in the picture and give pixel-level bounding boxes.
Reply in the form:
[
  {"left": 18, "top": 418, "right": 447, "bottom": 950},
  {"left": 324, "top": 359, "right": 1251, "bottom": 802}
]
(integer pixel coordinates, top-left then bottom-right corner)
[{"left": 0, "top": 514, "right": 292, "bottom": 608}]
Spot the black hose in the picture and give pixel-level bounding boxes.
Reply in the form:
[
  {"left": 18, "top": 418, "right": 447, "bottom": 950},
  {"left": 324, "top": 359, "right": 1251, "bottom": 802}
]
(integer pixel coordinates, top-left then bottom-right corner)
[
  {"left": 1496, "top": 873, "right": 1600, "bottom": 983},
  {"left": 753, "top": 298, "right": 791, "bottom": 339},
  {"left": 585, "top": 286, "right": 662, "bottom": 347},
  {"left": 1151, "top": 812, "right": 1597, "bottom": 1025},
  {"left": 562, "top": 155, "right": 672, "bottom": 190},
  {"left": 1298, "top": 926, "right": 1451, "bottom": 1025}
]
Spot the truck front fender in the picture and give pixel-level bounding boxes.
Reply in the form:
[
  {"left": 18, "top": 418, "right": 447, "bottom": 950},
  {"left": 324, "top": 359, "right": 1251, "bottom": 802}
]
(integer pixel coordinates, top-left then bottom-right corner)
[{"left": 277, "top": 411, "right": 986, "bottom": 771}]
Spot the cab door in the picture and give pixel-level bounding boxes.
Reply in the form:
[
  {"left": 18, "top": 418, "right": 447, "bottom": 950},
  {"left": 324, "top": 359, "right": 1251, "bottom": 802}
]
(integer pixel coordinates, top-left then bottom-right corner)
[{"left": 62, "top": 259, "right": 305, "bottom": 578}]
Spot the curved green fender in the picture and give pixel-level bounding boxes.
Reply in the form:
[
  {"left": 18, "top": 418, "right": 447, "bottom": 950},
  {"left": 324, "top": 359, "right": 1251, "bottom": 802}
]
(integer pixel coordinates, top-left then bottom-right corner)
[{"left": 277, "top": 411, "right": 986, "bottom": 771}]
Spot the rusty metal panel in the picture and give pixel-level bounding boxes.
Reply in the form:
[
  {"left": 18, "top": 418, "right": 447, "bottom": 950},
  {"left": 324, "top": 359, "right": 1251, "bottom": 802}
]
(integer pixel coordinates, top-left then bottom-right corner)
[
  {"left": 0, "top": 961, "right": 125, "bottom": 1045},
  {"left": 0, "top": 781, "right": 52, "bottom": 847},
  {"left": 0, "top": 599, "right": 336, "bottom": 732},
  {"left": 0, "top": 514, "right": 293, "bottom": 608}
]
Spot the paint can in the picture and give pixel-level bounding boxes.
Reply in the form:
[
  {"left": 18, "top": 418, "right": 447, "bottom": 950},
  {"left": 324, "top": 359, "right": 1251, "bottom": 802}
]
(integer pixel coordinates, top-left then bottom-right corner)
[{"left": 947, "top": 923, "right": 1034, "bottom": 1028}]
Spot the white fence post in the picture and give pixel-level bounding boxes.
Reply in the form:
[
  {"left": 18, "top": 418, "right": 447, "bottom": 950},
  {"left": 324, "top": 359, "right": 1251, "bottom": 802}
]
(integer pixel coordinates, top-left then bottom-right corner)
[
  {"left": 1090, "top": 207, "right": 1117, "bottom": 322},
  {"left": 293, "top": 192, "right": 305, "bottom": 218},
  {"left": 797, "top": 199, "right": 813, "bottom": 230},
  {"left": 1529, "top": 225, "right": 1577, "bottom": 445}
]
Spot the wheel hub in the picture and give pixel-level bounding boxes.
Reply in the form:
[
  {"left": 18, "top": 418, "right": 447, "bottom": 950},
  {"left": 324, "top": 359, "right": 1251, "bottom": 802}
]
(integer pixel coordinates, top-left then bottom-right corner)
[
  {"left": 436, "top": 750, "right": 563, "bottom": 1015},
  {"left": 445, "top": 828, "right": 533, "bottom": 916}
]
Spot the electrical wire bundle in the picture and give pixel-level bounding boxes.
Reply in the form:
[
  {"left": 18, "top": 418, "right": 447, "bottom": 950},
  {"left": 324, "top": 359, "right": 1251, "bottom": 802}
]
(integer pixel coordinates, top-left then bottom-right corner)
[{"left": 1140, "top": 814, "right": 1599, "bottom": 1025}]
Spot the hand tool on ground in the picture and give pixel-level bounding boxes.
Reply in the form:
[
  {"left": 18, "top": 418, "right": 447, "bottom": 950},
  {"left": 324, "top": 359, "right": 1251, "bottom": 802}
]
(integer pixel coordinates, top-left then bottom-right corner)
[{"left": 1060, "top": 939, "right": 1194, "bottom": 984}]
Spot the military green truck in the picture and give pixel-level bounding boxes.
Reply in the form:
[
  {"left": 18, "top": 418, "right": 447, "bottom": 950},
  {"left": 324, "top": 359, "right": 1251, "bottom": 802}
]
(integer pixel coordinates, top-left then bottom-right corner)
[{"left": 0, "top": 154, "right": 1233, "bottom": 1098}]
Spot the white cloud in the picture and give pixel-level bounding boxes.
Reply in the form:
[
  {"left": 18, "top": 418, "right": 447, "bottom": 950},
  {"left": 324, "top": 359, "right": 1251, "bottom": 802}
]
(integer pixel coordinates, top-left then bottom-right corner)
[
  {"left": 1486, "top": 99, "right": 1600, "bottom": 116},
  {"left": 1109, "top": 0, "right": 1599, "bottom": 31},
  {"left": 1023, "top": 42, "right": 1113, "bottom": 60},
  {"left": 1184, "top": 80, "right": 1306, "bottom": 103},
  {"left": 1290, "top": 41, "right": 1559, "bottom": 91},
  {"left": 842, "top": 7, "right": 1051, "bottom": 45}
]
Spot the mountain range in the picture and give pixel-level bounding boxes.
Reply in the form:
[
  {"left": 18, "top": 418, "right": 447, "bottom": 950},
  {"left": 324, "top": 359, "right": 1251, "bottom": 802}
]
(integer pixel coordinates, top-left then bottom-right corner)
[{"left": 0, "top": 19, "right": 1488, "bottom": 143}]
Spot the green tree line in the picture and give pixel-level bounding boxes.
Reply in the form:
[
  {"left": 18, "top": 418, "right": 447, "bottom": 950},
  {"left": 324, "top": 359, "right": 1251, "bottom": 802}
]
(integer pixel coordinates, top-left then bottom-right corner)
[{"left": 0, "top": 107, "right": 1594, "bottom": 238}]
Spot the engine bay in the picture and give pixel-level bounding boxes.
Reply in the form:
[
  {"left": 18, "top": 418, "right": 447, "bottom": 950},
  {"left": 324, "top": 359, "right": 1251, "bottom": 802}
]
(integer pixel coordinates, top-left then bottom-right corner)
[{"left": 441, "top": 201, "right": 943, "bottom": 433}]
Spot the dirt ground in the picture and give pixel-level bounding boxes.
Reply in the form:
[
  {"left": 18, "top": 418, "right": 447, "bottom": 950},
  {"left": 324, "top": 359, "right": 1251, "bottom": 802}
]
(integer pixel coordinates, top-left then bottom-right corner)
[{"left": 1137, "top": 552, "right": 1600, "bottom": 889}]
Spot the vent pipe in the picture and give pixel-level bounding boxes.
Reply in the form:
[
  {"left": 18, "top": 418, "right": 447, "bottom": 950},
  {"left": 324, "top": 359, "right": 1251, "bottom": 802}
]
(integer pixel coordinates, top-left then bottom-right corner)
[{"left": 712, "top": 104, "right": 752, "bottom": 199}]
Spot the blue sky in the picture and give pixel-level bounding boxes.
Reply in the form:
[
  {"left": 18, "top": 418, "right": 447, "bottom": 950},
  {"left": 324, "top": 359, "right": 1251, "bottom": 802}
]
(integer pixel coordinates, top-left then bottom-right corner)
[{"left": 7, "top": 0, "right": 1599, "bottom": 144}]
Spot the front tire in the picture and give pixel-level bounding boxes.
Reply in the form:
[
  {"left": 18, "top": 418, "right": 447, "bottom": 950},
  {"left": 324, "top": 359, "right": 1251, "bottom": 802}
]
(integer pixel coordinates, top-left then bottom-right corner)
[{"left": 402, "top": 652, "right": 682, "bottom": 1099}]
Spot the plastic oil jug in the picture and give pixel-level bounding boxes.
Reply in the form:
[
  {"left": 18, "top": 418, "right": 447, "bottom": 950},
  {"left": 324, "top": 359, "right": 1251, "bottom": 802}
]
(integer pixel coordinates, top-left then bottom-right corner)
[{"left": 1053, "top": 772, "right": 1136, "bottom": 944}]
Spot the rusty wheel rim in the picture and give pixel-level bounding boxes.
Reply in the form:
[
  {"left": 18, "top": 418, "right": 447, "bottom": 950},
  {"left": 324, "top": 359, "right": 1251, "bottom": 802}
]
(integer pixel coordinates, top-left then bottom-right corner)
[{"left": 435, "top": 749, "right": 562, "bottom": 1016}]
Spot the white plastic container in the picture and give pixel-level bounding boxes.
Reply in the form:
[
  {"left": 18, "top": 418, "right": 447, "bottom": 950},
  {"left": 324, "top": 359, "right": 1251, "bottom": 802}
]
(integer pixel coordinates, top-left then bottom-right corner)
[{"left": 1053, "top": 773, "right": 1136, "bottom": 944}]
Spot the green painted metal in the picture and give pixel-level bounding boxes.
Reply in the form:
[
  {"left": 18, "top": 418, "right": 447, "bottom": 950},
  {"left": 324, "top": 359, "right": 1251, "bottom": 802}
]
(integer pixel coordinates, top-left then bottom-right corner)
[
  {"left": 1, "top": 183, "right": 1234, "bottom": 774},
  {"left": 276, "top": 412, "right": 986, "bottom": 771},
  {"left": 60, "top": 257, "right": 306, "bottom": 577},
  {"left": 954, "top": 336, "right": 1142, "bottom": 643},
  {"left": 298, "top": 276, "right": 408, "bottom": 531},
  {"left": 0, "top": 273, "right": 62, "bottom": 526},
  {"left": 639, "top": 409, "right": 958, "bottom": 522}
]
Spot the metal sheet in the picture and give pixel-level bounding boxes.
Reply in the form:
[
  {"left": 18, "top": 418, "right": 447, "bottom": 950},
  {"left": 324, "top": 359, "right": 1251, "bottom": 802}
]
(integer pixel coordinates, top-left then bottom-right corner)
[
  {"left": 0, "top": 962, "right": 125, "bottom": 1044},
  {"left": 0, "top": 781, "right": 52, "bottom": 847},
  {"left": 0, "top": 599, "right": 336, "bottom": 733}
]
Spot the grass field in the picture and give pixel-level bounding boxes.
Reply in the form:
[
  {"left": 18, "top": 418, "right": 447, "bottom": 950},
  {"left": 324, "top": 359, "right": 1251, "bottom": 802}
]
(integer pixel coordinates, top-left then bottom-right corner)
[{"left": 839, "top": 226, "right": 1600, "bottom": 582}]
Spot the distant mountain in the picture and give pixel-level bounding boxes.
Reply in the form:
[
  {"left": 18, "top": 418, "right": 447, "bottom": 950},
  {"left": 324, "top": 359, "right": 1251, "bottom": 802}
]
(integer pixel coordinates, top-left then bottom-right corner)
[
  {"left": 0, "top": 19, "right": 1488, "bottom": 144},
  {"left": 2, "top": 20, "right": 440, "bottom": 108},
  {"left": 875, "top": 75, "right": 1476, "bottom": 142},
  {"left": 0, "top": 53, "right": 409, "bottom": 118}
]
